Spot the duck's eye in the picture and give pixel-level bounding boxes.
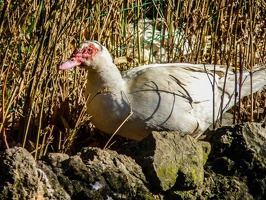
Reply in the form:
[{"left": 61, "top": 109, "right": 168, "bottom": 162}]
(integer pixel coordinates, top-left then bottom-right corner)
[{"left": 87, "top": 48, "right": 93, "bottom": 54}]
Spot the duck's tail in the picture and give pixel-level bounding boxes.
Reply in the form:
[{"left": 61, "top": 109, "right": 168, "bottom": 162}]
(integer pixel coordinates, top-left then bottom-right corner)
[{"left": 219, "top": 65, "right": 266, "bottom": 117}]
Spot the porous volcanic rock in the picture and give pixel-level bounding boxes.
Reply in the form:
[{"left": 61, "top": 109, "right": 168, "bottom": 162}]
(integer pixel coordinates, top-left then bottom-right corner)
[{"left": 0, "top": 123, "right": 265, "bottom": 199}]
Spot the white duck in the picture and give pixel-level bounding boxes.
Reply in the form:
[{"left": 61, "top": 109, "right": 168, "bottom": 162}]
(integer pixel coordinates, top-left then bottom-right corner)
[{"left": 59, "top": 40, "right": 266, "bottom": 141}]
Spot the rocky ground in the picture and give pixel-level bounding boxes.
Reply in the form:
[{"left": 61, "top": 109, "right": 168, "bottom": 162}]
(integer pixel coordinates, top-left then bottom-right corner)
[{"left": 0, "top": 122, "right": 266, "bottom": 200}]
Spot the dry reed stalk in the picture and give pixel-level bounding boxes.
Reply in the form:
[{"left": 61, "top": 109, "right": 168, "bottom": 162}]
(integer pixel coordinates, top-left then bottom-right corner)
[{"left": 0, "top": 0, "right": 265, "bottom": 156}]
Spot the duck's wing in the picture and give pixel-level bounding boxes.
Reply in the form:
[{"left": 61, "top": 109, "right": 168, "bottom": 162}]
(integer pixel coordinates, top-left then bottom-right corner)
[{"left": 124, "top": 63, "right": 265, "bottom": 136}]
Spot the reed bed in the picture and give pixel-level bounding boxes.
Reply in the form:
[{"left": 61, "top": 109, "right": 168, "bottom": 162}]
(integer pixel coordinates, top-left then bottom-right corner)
[{"left": 0, "top": 0, "right": 265, "bottom": 158}]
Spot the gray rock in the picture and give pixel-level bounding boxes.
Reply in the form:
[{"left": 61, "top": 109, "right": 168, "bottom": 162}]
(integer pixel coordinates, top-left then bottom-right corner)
[
  {"left": 79, "top": 147, "right": 152, "bottom": 199},
  {"left": 120, "top": 131, "right": 210, "bottom": 192},
  {"left": 0, "top": 147, "right": 70, "bottom": 200},
  {"left": 205, "top": 122, "right": 266, "bottom": 200},
  {"left": 41, "top": 147, "right": 153, "bottom": 199}
]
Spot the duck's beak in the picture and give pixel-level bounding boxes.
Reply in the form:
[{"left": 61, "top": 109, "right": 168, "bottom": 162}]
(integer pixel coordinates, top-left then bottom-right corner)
[{"left": 59, "top": 57, "right": 81, "bottom": 70}]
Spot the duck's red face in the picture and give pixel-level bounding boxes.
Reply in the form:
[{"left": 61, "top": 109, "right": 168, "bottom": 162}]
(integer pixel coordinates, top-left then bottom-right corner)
[{"left": 59, "top": 42, "right": 99, "bottom": 70}]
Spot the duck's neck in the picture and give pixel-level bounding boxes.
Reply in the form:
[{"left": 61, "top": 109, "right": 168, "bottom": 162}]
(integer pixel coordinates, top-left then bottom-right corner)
[{"left": 85, "top": 63, "right": 126, "bottom": 97}]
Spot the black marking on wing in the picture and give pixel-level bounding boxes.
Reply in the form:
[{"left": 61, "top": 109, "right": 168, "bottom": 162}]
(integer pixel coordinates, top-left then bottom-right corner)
[
  {"left": 158, "top": 88, "right": 176, "bottom": 127},
  {"left": 169, "top": 75, "right": 194, "bottom": 107},
  {"left": 143, "top": 81, "right": 162, "bottom": 121}
]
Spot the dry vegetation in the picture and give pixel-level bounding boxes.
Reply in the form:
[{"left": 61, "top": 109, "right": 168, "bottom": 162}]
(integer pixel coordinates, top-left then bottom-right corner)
[{"left": 0, "top": 0, "right": 265, "bottom": 158}]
